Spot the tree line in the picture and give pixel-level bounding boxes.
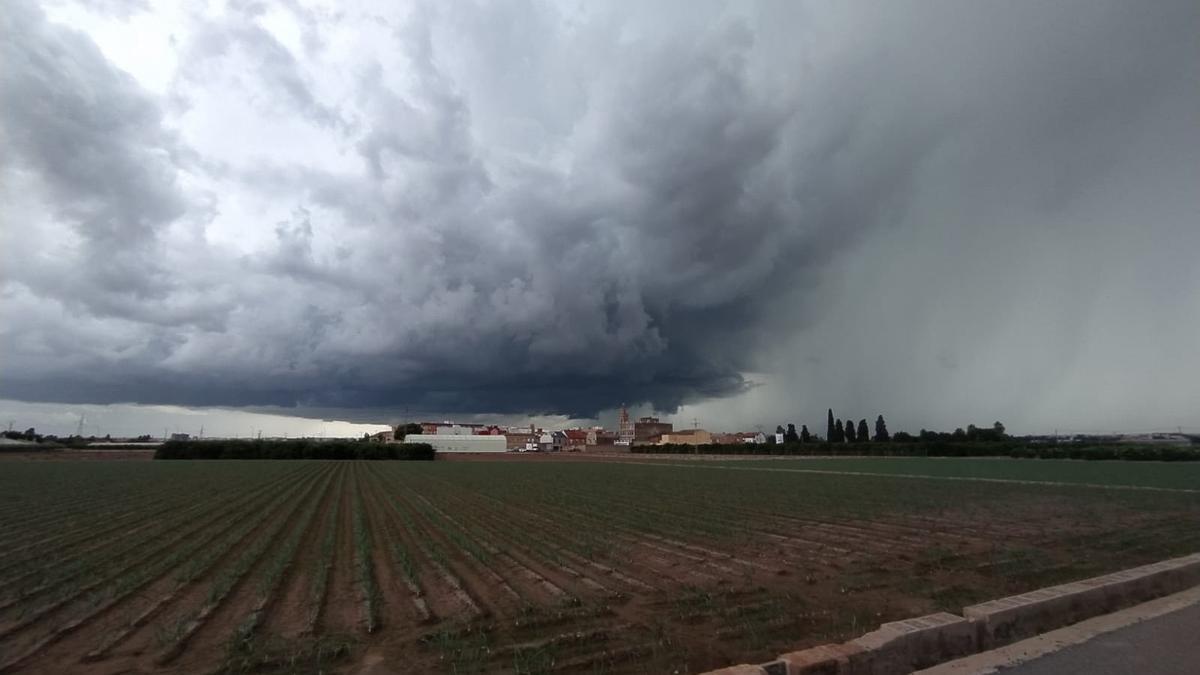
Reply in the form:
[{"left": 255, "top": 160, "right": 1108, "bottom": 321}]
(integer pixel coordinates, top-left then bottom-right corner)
[
  {"left": 766, "top": 411, "right": 1009, "bottom": 445},
  {"left": 765, "top": 410, "right": 893, "bottom": 444}
]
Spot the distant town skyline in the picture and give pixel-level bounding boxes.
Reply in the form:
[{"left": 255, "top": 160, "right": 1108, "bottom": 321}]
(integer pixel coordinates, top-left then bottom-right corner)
[{"left": 4, "top": 398, "right": 1196, "bottom": 441}]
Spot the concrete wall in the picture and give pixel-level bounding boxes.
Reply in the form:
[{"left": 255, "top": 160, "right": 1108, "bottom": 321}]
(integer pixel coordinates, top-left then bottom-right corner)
[{"left": 405, "top": 434, "right": 507, "bottom": 453}]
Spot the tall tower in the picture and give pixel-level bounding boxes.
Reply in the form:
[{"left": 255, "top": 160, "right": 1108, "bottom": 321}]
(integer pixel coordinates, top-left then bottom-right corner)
[{"left": 617, "top": 404, "right": 633, "bottom": 445}]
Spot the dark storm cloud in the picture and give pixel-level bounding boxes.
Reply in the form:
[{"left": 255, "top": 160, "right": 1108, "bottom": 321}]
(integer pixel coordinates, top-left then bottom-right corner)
[{"left": 2, "top": 0, "right": 1198, "bottom": 427}]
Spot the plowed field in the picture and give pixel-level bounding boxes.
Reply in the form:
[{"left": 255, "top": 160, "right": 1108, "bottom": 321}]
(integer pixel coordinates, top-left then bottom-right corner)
[{"left": 1, "top": 458, "right": 1198, "bottom": 674}]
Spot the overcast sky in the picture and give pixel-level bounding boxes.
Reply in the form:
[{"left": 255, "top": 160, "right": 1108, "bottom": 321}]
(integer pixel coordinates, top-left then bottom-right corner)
[{"left": 2, "top": 0, "right": 1198, "bottom": 438}]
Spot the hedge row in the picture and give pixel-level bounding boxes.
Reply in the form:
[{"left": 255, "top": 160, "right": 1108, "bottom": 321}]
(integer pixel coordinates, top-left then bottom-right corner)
[
  {"left": 155, "top": 439, "right": 435, "bottom": 460},
  {"left": 634, "top": 442, "right": 1200, "bottom": 461}
]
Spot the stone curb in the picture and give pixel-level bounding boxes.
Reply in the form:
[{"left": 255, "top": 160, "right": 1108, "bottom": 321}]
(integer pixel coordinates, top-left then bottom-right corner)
[
  {"left": 701, "top": 552, "right": 1200, "bottom": 675},
  {"left": 963, "top": 551, "right": 1200, "bottom": 649}
]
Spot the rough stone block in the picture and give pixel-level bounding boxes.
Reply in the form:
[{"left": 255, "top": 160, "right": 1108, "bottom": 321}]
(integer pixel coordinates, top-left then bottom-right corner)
[
  {"left": 776, "top": 643, "right": 863, "bottom": 674},
  {"left": 845, "top": 612, "right": 975, "bottom": 675}
]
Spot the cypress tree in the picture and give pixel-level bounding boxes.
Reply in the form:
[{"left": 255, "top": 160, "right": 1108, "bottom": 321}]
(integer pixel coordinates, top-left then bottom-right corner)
[
  {"left": 857, "top": 419, "right": 869, "bottom": 442},
  {"left": 800, "top": 425, "right": 811, "bottom": 443},
  {"left": 844, "top": 419, "right": 856, "bottom": 442},
  {"left": 827, "top": 409, "right": 836, "bottom": 443},
  {"left": 874, "top": 415, "right": 890, "bottom": 441}
]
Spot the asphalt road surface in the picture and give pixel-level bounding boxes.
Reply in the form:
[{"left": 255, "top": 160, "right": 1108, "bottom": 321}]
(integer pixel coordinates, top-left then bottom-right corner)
[{"left": 999, "top": 601, "right": 1200, "bottom": 675}]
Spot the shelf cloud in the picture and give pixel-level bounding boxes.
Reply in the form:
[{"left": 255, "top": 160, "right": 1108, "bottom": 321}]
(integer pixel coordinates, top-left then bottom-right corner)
[{"left": 2, "top": 0, "right": 1198, "bottom": 430}]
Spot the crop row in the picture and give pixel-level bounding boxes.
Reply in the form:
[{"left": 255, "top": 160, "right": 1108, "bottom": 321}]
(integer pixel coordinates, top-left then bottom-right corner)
[{"left": 0, "top": 464, "right": 330, "bottom": 673}]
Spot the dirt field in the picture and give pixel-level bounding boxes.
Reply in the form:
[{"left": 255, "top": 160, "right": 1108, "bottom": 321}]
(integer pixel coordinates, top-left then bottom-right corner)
[{"left": 0, "top": 457, "right": 1198, "bottom": 674}]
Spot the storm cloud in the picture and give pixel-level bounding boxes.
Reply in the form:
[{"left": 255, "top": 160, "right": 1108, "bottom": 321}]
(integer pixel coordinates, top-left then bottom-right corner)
[{"left": 2, "top": 0, "right": 1198, "bottom": 431}]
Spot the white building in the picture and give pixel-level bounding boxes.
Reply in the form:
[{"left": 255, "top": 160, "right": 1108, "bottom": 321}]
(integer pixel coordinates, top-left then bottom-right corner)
[
  {"left": 405, "top": 434, "right": 507, "bottom": 453},
  {"left": 538, "top": 432, "right": 565, "bottom": 452}
]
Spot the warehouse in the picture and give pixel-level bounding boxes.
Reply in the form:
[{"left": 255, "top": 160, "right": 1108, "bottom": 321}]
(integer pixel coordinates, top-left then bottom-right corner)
[{"left": 404, "top": 433, "right": 507, "bottom": 453}]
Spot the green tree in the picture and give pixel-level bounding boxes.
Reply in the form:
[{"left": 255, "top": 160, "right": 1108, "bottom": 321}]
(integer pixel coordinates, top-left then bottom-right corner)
[
  {"left": 395, "top": 422, "right": 423, "bottom": 441},
  {"left": 800, "top": 425, "right": 811, "bottom": 443},
  {"left": 844, "top": 419, "right": 856, "bottom": 442},
  {"left": 857, "top": 419, "right": 869, "bottom": 442},
  {"left": 827, "top": 409, "right": 836, "bottom": 443}
]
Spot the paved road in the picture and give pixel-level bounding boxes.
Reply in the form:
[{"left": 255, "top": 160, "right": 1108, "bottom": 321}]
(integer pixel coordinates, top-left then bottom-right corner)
[{"left": 999, "top": 601, "right": 1200, "bottom": 675}]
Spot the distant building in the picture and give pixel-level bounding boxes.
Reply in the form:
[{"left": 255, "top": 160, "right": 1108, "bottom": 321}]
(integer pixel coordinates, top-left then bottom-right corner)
[
  {"left": 505, "top": 432, "right": 537, "bottom": 451},
  {"left": 405, "top": 434, "right": 506, "bottom": 453},
  {"left": 369, "top": 430, "right": 395, "bottom": 443},
  {"left": 659, "top": 429, "right": 712, "bottom": 445},
  {"left": 170, "top": 433, "right": 191, "bottom": 441},
  {"left": 1118, "top": 433, "right": 1191, "bottom": 445},
  {"left": 739, "top": 431, "right": 767, "bottom": 444},
  {"left": 421, "top": 421, "right": 487, "bottom": 435},
  {"left": 538, "top": 432, "right": 565, "bottom": 453},
  {"left": 617, "top": 405, "right": 634, "bottom": 445},
  {"left": 587, "top": 427, "right": 618, "bottom": 446},
  {"left": 634, "top": 417, "right": 672, "bottom": 444},
  {"left": 563, "top": 429, "right": 588, "bottom": 451}
]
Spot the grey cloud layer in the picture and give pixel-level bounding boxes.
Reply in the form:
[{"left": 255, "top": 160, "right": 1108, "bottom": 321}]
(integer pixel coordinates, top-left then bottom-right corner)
[{"left": 2, "top": 0, "right": 1198, "bottom": 428}]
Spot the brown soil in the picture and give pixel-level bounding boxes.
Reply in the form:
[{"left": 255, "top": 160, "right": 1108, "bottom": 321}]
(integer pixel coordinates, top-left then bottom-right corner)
[
  {"left": 323, "top": 466, "right": 363, "bottom": 636},
  {"left": 2, "top": 460, "right": 1197, "bottom": 675},
  {"left": 261, "top": 464, "right": 346, "bottom": 639}
]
